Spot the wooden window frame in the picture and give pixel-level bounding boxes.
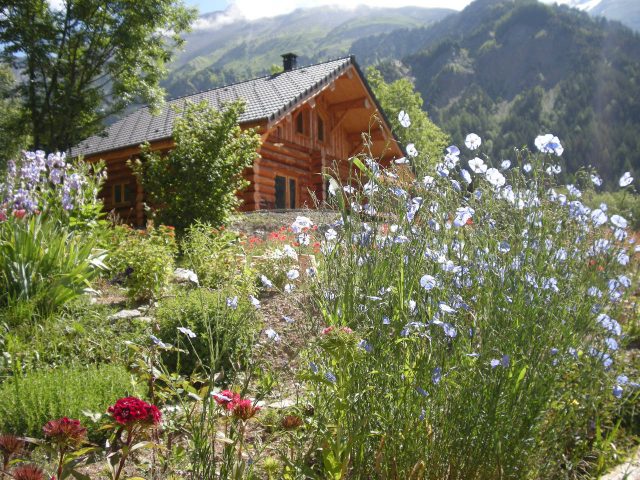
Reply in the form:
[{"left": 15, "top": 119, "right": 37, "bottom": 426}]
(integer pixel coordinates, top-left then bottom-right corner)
[
  {"left": 275, "top": 175, "right": 298, "bottom": 209},
  {"left": 294, "top": 110, "right": 309, "bottom": 137},
  {"left": 316, "top": 113, "right": 325, "bottom": 143},
  {"left": 112, "top": 182, "right": 133, "bottom": 206}
]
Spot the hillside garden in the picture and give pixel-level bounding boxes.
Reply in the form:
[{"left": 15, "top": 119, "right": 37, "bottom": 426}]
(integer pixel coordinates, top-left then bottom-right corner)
[{"left": 0, "top": 113, "right": 638, "bottom": 479}]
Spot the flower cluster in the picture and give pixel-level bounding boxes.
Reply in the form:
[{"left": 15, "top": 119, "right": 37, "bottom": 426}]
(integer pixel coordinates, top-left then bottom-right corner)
[
  {"left": 42, "top": 417, "right": 87, "bottom": 446},
  {"left": 307, "top": 122, "right": 639, "bottom": 477},
  {"left": 212, "top": 390, "right": 261, "bottom": 420},
  {"left": 107, "top": 397, "right": 161, "bottom": 427},
  {"left": 0, "top": 150, "right": 105, "bottom": 221},
  {"left": 11, "top": 464, "right": 45, "bottom": 480}
]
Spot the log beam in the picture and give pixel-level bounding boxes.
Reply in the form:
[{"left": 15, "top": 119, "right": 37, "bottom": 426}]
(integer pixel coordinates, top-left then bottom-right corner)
[{"left": 328, "top": 97, "right": 370, "bottom": 112}]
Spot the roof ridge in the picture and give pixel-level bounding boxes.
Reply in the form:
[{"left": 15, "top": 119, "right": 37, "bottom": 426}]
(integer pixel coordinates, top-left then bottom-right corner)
[{"left": 164, "top": 55, "right": 353, "bottom": 103}]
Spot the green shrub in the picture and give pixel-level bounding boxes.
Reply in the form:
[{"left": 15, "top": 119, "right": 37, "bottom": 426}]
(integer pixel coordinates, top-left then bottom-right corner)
[
  {"left": 107, "top": 224, "right": 176, "bottom": 301},
  {"left": 132, "top": 100, "right": 260, "bottom": 231},
  {"left": 181, "top": 222, "right": 256, "bottom": 295},
  {"left": 0, "top": 363, "right": 141, "bottom": 439},
  {"left": 0, "top": 213, "right": 107, "bottom": 316},
  {"left": 156, "top": 289, "right": 260, "bottom": 377}
]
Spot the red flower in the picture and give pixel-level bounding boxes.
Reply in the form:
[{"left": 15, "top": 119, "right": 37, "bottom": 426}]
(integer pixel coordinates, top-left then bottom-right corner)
[
  {"left": 0, "top": 210, "right": 7, "bottom": 222},
  {"left": 0, "top": 434, "right": 24, "bottom": 465},
  {"left": 322, "top": 326, "right": 353, "bottom": 335},
  {"left": 43, "top": 417, "right": 86, "bottom": 445},
  {"left": 232, "top": 399, "right": 260, "bottom": 421},
  {"left": 212, "top": 390, "right": 241, "bottom": 410},
  {"left": 108, "top": 397, "right": 161, "bottom": 426},
  {"left": 13, "top": 209, "right": 26, "bottom": 219},
  {"left": 12, "top": 464, "right": 45, "bottom": 480}
]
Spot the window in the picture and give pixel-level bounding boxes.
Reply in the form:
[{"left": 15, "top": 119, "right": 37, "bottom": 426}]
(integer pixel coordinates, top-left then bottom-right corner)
[
  {"left": 275, "top": 175, "right": 297, "bottom": 209},
  {"left": 289, "top": 178, "right": 296, "bottom": 208},
  {"left": 317, "top": 115, "right": 325, "bottom": 142},
  {"left": 112, "top": 182, "right": 133, "bottom": 205},
  {"left": 295, "top": 111, "right": 305, "bottom": 135}
]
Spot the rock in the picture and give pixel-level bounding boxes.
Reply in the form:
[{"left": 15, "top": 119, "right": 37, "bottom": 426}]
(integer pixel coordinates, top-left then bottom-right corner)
[
  {"left": 108, "top": 309, "right": 141, "bottom": 321},
  {"left": 173, "top": 268, "right": 199, "bottom": 286},
  {"left": 268, "top": 398, "right": 296, "bottom": 409},
  {"left": 601, "top": 447, "right": 640, "bottom": 480}
]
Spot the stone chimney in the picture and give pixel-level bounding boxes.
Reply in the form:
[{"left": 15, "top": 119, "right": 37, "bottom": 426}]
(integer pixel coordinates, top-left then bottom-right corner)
[{"left": 281, "top": 53, "right": 298, "bottom": 72}]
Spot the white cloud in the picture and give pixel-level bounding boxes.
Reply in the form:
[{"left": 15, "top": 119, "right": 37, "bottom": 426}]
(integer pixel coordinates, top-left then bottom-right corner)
[{"left": 192, "top": 6, "right": 245, "bottom": 29}]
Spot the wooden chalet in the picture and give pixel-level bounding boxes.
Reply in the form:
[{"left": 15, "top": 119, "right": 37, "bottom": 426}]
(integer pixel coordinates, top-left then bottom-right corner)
[{"left": 71, "top": 54, "right": 403, "bottom": 226}]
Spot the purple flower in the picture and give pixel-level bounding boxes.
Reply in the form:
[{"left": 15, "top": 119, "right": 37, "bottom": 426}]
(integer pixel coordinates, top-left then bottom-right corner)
[
  {"left": 416, "top": 386, "right": 428, "bottom": 397},
  {"left": 432, "top": 367, "right": 442, "bottom": 385},
  {"left": 612, "top": 385, "right": 623, "bottom": 398}
]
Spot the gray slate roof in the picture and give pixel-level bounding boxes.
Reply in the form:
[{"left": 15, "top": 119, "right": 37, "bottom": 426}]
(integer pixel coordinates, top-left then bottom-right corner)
[{"left": 71, "top": 56, "right": 353, "bottom": 158}]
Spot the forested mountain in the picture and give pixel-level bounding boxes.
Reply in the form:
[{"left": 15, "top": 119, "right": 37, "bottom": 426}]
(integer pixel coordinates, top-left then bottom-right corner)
[
  {"left": 399, "top": 0, "right": 640, "bottom": 186},
  {"left": 162, "top": 0, "right": 640, "bottom": 186},
  {"left": 163, "top": 5, "right": 453, "bottom": 97}
]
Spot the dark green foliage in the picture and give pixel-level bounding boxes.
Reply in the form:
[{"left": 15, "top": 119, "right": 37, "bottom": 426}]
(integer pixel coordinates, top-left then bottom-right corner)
[
  {"left": 132, "top": 100, "right": 260, "bottom": 231},
  {"left": 0, "top": 64, "right": 29, "bottom": 170},
  {"left": 155, "top": 289, "right": 259, "bottom": 377},
  {"left": 0, "top": 363, "right": 141, "bottom": 439},
  {"left": 0, "top": 0, "right": 196, "bottom": 152}
]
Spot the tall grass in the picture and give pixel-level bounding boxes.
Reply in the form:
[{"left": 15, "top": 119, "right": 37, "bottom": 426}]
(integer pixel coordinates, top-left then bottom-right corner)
[{"left": 303, "top": 144, "right": 636, "bottom": 479}]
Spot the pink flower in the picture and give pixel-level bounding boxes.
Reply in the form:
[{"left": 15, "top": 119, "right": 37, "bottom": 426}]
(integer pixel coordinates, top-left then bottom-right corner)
[
  {"left": 213, "top": 390, "right": 241, "bottom": 410},
  {"left": 232, "top": 399, "right": 261, "bottom": 421}
]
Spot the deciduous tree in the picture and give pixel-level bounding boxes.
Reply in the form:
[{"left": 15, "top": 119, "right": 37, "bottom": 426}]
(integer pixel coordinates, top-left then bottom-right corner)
[
  {"left": 0, "top": 1, "right": 196, "bottom": 152},
  {"left": 367, "top": 66, "right": 449, "bottom": 175},
  {"left": 0, "top": 64, "right": 29, "bottom": 171}
]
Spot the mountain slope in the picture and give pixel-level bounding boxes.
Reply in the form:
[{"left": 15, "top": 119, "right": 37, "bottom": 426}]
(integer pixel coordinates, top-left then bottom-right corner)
[
  {"left": 401, "top": 0, "right": 640, "bottom": 185},
  {"left": 163, "top": 5, "right": 453, "bottom": 98}
]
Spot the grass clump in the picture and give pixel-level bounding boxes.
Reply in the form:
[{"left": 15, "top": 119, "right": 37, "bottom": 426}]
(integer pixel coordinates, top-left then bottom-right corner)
[
  {"left": 155, "top": 288, "right": 260, "bottom": 377},
  {"left": 0, "top": 363, "right": 140, "bottom": 439}
]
